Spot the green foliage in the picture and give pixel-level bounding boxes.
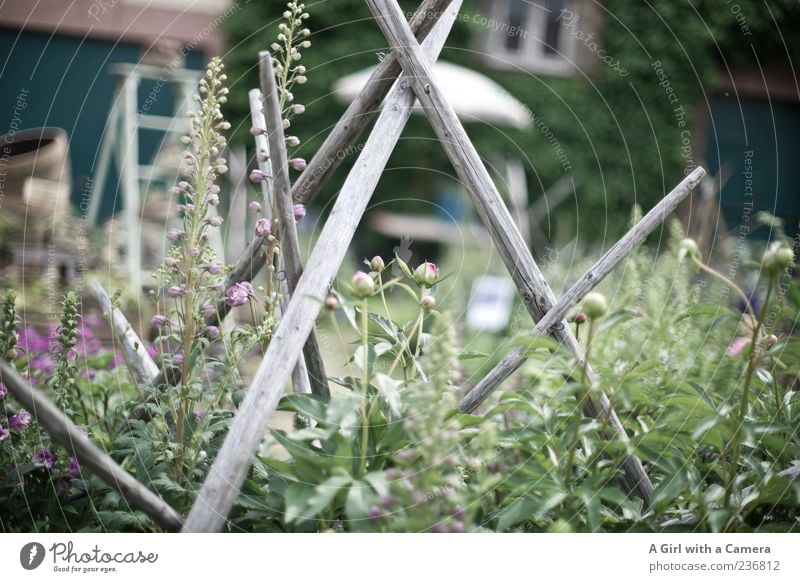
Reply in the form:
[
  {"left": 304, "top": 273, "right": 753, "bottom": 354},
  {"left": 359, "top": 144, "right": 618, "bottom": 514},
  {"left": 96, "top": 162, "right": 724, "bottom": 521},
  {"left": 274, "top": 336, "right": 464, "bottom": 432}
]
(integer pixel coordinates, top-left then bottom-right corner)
[{"left": 223, "top": 0, "right": 800, "bottom": 238}]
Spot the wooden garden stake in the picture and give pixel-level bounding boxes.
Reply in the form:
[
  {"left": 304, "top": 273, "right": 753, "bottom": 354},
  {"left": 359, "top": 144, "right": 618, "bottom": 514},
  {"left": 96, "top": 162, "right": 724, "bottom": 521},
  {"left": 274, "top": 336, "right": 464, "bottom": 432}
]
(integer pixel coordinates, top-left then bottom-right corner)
[
  {"left": 183, "top": 0, "right": 462, "bottom": 532},
  {"left": 92, "top": 281, "right": 158, "bottom": 384},
  {"left": 248, "top": 87, "right": 313, "bottom": 396},
  {"left": 363, "top": 0, "right": 653, "bottom": 504},
  {"left": 150, "top": 0, "right": 454, "bottom": 389},
  {"left": 459, "top": 167, "right": 706, "bottom": 413},
  {"left": 259, "top": 51, "right": 330, "bottom": 398},
  {"left": 0, "top": 361, "right": 183, "bottom": 531}
]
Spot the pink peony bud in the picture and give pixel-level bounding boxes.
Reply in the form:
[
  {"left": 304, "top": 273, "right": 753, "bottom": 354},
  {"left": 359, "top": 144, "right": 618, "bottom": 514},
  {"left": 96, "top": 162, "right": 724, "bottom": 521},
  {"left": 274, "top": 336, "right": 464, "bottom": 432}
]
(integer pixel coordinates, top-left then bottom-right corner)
[
  {"left": 352, "top": 271, "right": 375, "bottom": 298},
  {"left": 413, "top": 262, "right": 440, "bottom": 287}
]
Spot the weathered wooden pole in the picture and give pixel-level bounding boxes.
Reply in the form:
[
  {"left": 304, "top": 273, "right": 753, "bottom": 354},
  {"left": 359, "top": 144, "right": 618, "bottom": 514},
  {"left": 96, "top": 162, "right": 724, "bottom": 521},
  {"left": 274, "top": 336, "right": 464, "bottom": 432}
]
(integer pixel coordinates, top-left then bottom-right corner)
[
  {"left": 363, "top": 0, "right": 653, "bottom": 504},
  {"left": 0, "top": 362, "right": 183, "bottom": 531},
  {"left": 183, "top": 1, "right": 462, "bottom": 532},
  {"left": 459, "top": 167, "right": 706, "bottom": 413}
]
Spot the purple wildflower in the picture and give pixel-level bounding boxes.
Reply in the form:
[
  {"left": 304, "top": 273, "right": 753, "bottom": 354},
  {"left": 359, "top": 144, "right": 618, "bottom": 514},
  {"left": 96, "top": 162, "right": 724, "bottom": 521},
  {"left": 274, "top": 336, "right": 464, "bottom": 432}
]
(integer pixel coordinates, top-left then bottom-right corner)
[
  {"left": 0, "top": 382, "right": 7, "bottom": 400},
  {"left": 151, "top": 314, "right": 168, "bottom": 327},
  {"left": 32, "top": 449, "right": 55, "bottom": 470},
  {"left": 254, "top": 218, "right": 271, "bottom": 238},
  {"left": 9, "top": 410, "right": 30, "bottom": 433},
  {"left": 204, "top": 326, "right": 220, "bottom": 339},
  {"left": 289, "top": 158, "right": 307, "bottom": 171},
  {"left": 167, "top": 228, "right": 185, "bottom": 241},
  {"left": 56, "top": 479, "right": 70, "bottom": 497},
  {"left": 0, "top": 425, "right": 9, "bottom": 442},
  {"left": 168, "top": 285, "right": 185, "bottom": 298},
  {"left": 226, "top": 282, "right": 254, "bottom": 307},
  {"left": 202, "top": 304, "right": 217, "bottom": 318},
  {"left": 249, "top": 169, "right": 267, "bottom": 183},
  {"left": 68, "top": 457, "right": 81, "bottom": 477}
]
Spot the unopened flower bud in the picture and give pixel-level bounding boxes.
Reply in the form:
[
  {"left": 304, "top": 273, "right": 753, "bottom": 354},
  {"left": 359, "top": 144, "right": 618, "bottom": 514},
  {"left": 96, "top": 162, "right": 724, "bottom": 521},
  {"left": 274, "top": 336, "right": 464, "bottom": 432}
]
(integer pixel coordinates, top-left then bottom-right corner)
[
  {"left": 767, "top": 334, "right": 779, "bottom": 347},
  {"left": 207, "top": 215, "right": 223, "bottom": 227},
  {"left": 324, "top": 295, "right": 339, "bottom": 311},
  {"left": 250, "top": 169, "right": 267, "bottom": 183},
  {"left": 286, "top": 136, "right": 300, "bottom": 147},
  {"left": 413, "top": 262, "right": 439, "bottom": 287},
  {"left": 352, "top": 271, "right": 375, "bottom": 298},
  {"left": 289, "top": 158, "right": 307, "bottom": 171},
  {"left": 763, "top": 244, "right": 794, "bottom": 276},
  {"left": 207, "top": 193, "right": 220, "bottom": 206},
  {"left": 420, "top": 295, "right": 436, "bottom": 311},
  {"left": 679, "top": 238, "right": 701, "bottom": 262},
  {"left": 293, "top": 203, "right": 306, "bottom": 221},
  {"left": 370, "top": 256, "right": 385, "bottom": 272},
  {"left": 249, "top": 201, "right": 262, "bottom": 213},
  {"left": 581, "top": 292, "right": 608, "bottom": 320},
  {"left": 571, "top": 311, "right": 587, "bottom": 325},
  {"left": 151, "top": 314, "right": 167, "bottom": 327}
]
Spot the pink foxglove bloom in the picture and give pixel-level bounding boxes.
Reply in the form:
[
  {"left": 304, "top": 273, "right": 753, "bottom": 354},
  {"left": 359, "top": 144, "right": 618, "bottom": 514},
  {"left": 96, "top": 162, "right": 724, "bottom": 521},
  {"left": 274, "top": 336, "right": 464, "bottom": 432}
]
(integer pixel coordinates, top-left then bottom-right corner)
[{"left": 226, "top": 282, "right": 254, "bottom": 307}]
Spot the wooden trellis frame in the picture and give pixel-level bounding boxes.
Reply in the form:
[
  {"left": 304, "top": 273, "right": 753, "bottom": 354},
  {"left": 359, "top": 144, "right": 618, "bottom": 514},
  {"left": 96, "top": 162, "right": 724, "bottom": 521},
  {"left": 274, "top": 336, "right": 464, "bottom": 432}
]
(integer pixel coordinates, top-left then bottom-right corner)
[{"left": 0, "top": 0, "right": 716, "bottom": 533}]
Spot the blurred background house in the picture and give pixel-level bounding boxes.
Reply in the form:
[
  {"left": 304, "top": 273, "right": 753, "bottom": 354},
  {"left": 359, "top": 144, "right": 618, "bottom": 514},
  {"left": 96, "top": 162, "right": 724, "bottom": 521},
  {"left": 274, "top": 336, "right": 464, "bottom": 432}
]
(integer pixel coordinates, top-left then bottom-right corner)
[{"left": 2, "top": 0, "right": 799, "bottom": 296}]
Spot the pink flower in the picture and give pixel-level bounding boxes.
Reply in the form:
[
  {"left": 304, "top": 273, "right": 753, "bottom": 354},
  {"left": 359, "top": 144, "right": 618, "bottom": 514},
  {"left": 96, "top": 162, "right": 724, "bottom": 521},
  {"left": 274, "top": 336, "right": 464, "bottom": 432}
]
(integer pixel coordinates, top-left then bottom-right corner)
[
  {"left": 250, "top": 169, "right": 267, "bottom": 183},
  {"left": 207, "top": 193, "right": 220, "bottom": 206},
  {"left": 168, "top": 285, "right": 185, "bottom": 298},
  {"left": 202, "top": 304, "right": 217, "bottom": 318},
  {"left": 293, "top": 203, "right": 306, "bottom": 221},
  {"left": 151, "top": 314, "right": 167, "bottom": 327},
  {"left": 413, "top": 262, "right": 440, "bottom": 287},
  {"left": 250, "top": 126, "right": 266, "bottom": 136},
  {"left": 249, "top": 201, "right": 262, "bottom": 213},
  {"left": 9, "top": 409, "right": 30, "bottom": 432},
  {"left": 0, "top": 382, "right": 7, "bottom": 400},
  {"left": 226, "top": 282, "right": 254, "bottom": 307},
  {"left": 286, "top": 136, "right": 300, "bottom": 147},
  {"left": 32, "top": 449, "right": 55, "bottom": 470},
  {"left": 204, "top": 326, "right": 220, "bottom": 339},
  {"left": 207, "top": 215, "right": 224, "bottom": 227},
  {"left": 173, "top": 353, "right": 184, "bottom": 366},
  {"left": 205, "top": 263, "right": 223, "bottom": 275},
  {"left": 254, "top": 218, "right": 272, "bottom": 238},
  {"left": 167, "top": 228, "right": 185, "bottom": 241},
  {"left": 0, "top": 426, "right": 9, "bottom": 442},
  {"left": 727, "top": 336, "right": 751, "bottom": 357},
  {"left": 289, "top": 158, "right": 307, "bottom": 171},
  {"left": 352, "top": 271, "right": 375, "bottom": 298}
]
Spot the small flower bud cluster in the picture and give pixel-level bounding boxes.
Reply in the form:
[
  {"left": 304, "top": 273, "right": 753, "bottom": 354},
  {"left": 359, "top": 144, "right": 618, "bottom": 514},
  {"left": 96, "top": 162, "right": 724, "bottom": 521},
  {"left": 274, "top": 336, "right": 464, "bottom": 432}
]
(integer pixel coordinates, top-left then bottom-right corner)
[
  {"left": 0, "top": 291, "right": 18, "bottom": 361},
  {"left": 271, "top": 1, "right": 311, "bottom": 142}
]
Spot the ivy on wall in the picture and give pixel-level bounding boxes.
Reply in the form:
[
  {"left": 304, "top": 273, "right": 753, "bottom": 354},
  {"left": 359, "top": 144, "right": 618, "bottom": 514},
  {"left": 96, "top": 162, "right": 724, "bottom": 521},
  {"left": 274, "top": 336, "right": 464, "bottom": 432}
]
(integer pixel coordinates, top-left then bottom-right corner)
[{"left": 223, "top": 0, "right": 800, "bottom": 241}]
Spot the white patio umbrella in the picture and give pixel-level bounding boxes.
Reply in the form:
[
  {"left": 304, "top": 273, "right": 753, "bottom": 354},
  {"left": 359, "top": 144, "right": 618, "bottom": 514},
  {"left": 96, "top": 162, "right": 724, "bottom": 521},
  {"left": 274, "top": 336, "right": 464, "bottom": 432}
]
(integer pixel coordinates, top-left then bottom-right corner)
[{"left": 333, "top": 60, "right": 532, "bottom": 130}]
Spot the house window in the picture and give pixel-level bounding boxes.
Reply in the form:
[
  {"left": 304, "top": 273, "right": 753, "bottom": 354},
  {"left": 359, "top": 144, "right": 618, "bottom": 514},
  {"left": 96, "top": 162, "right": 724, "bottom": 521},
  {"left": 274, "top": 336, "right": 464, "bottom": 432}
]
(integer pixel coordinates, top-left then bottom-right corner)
[{"left": 479, "top": 0, "right": 601, "bottom": 77}]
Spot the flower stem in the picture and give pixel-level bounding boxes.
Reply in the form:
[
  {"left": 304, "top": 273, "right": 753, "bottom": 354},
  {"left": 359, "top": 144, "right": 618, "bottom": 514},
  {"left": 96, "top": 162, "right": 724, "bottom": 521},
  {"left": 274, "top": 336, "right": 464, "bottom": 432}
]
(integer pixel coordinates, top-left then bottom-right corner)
[
  {"left": 692, "top": 258, "right": 757, "bottom": 321},
  {"left": 725, "top": 274, "right": 775, "bottom": 520},
  {"left": 359, "top": 296, "right": 370, "bottom": 475}
]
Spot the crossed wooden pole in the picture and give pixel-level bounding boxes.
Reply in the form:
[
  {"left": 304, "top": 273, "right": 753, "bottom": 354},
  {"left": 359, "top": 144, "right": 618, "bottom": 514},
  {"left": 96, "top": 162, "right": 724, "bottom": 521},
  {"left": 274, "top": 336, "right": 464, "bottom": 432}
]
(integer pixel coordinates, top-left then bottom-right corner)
[{"left": 0, "top": 0, "right": 709, "bottom": 533}]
